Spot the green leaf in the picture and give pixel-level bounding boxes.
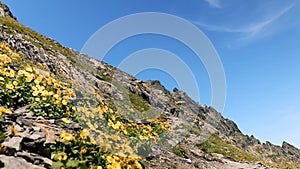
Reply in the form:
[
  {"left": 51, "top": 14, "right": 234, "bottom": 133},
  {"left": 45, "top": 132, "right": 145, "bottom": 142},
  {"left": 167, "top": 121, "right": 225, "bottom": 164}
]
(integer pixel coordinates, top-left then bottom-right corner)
[
  {"left": 0, "top": 131, "right": 6, "bottom": 143},
  {"left": 72, "top": 149, "right": 78, "bottom": 154},
  {"left": 66, "top": 159, "right": 79, "bottom": 168},
  {"left": 52, "top": 161, "right": 64, "bottom": 168}
]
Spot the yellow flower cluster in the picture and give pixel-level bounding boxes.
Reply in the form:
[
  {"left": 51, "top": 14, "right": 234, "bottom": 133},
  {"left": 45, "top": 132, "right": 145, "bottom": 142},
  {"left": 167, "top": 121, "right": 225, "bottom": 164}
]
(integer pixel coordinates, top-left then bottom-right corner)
[
  {"left": 59, "top": 132, "right": 74, "bottom": 142},
  {"left": 0, "top": 54, "right": 11, "bottom": 66},
  {"left": 0, "top": 43, "right": 20, "bottom": 66},
  {"left": 0, "top": 43, "right": 76, "bottom": 119},
  {"left": 57, "top": 153, "right": 68, "bottom": 161},
  {"left": 0, "top": 107, "right": 12, "bottom": 116},
  {"left": 80, "top": 129, "right": 89, "bottom": 140},
  {"left": 19, "top": 64, "right": 74, "bottom": 106},
  {"left": 106, "top": 154, "right": 143, "bottom": 169},
  {"left": 0, "top": 43, "right": 171, "bottom": 168}
]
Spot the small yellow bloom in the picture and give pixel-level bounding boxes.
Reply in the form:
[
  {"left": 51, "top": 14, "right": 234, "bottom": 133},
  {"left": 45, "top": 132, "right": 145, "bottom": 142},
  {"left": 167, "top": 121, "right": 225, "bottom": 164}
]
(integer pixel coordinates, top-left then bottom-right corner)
[
  {"left": 54, "top": 100, "right": 61, "bottom": 105},
  {"left": 106, "top": 155, "right": 114, "bottom": 163},
  {"left": 80, "top": 148, "right": 87, "bottom": 154},
  {"left": 35, "top": 98, "right": 40, "bottom": 102},
  {"left": 90, "top": 137, "right": 97, "bottom": 144},
  {"left": 32, "top": 91, "right": 39, "bottom": 96},
  {"left": 25, "top": 65, "right": 33, "bottom": 72},
  {"left": 6, "top": 83, "right": 14, "bottom": 90},
  {"left": 62, "top": 99, "right": 68, "bottom": 106},
  {"left": 9, "top": 125, "right": 19, "bottom": 136},
  {"left": 61, "top": 118, "right": 70, "bottom": 124},
  {"left": 59, "top": 132, "right": 74, "bottom": 142},
  {"left": 0, "top": 107, "right": 12, "bottom": 115},
  {"left": 111, "top": 115, "right": 116, "bottom": 121},
  {"left": 80, "top": 129, "right": 89, "bottom": 140},
  {"left": 7, "top": 69, "right": 15, "bottom": 78},
  {"left": 0, "top": 77, "right": 4, "bottom": 81},
  {"left": 25, "top": 75, "right": 34, "bottom": 82},
  {"left": 66, "top": 111, "right": 71, "bottom": 117},
  {"left": 96, "top": 166, "right": 103, "bottom": 169},
  {"left": 12, "top": 81, "right": 18, "bottom": 86},
  {"left": 53, "top": 94, "right": 59, "bottom": 99},
  {"left": 57, "top": 153, "right": 68, "bottom": 161},
  {"left": 123, "top": 130, "right": 128, "bottom": 135},
  {"left": 17, "top": 70, "right": 26, "bottom": 76}
]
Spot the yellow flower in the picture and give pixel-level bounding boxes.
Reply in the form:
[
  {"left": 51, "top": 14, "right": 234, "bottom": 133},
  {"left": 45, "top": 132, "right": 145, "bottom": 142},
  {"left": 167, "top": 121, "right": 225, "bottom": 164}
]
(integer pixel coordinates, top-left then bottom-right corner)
[
  {"left": 6, "top": 83, "right": 14, "bottom": 90},
  {"left": 25, "top": 75, "right": 34, "bottom": 82},
  {"left": 66, "top": 111, "right": 71, "bottom": 117},
  {"left": 139, "top": 135, "right": 147, "bottom": 140},
  {"left": 54, "top": 100, "right": 61, "bottom": 105},
  {"left": 48, "top": 91, "right": 54, "bottom": 96},
  {"left": 0, "top": 77, "right": 4, "bottom": 81},
  {"left": 112, "top": 121, "right": 122, "bottom": 130},
  {"left": 108, "top": 119, "right": 113, "bottom": 127},
  {"left": 59, "top": 132, "right": 74, "bottom": 142},
  {"left": 111, "top": 115, "right": 116, "bottom": 121},
  {"left": 57, "top": 153, "right": 68, "bottom": 161},
  {"left": 80, "top": 148, "right": 87, "bottom": 154},
  {"left": 32, "top": 91, "right": 39, "bottom": 96},
  {"left": 34, "top": 75, "right": 44, "bottom": 85},
  {"left": 57, "top": 89, "right": 62, "bottom": 95},
  {"left": 61, "top": 118, "right": 70, "bottom": 124},
  {"left": 0, "top": 107, "right": 12, "bottom": 116},
  {"left": 53, "top": 94, "right": 59, "bottom": 99},
  {"left": 134, "top": 161, "right": 143, "bottom": 169},
  {"left": 17, "top": 70, "right": 26, "bottom": 76},
  {"left": 35, "top": 98, "right": 40, "bottom": 102},
  {"left": 80, "top": 129, "right": 89, "bottom": 140},
  {"left": 12, "top": 81, "right": 18, "bottom": 86},
  {"left": 90, "top": 137, "right": 97, "bottom": 145},
  {"left": 41, "top": 90, "right": 48, "bottom": 96},
  {"left": 9, "top": 125, "right": 19, "bottom": 136},
  {"left": 62, "top": 99, "right": 68, "bottom": 105},
  {"left": 96, "top": 166, "right": 103, "bottom": 169},
  {"left": 106, "top": 155, "right": 114, "bottom": 163},
  {"left": 7, "top": 69, "right": 15, "bottom": 78},
  {"left": 123, "top": 129, "right": 128, "bottom": 135},
  {"left": 47, "top": 77, "right": 53, "bottom": 85},
  {"left": 25, "top": 65, "right": 33, "bottom": 72}
]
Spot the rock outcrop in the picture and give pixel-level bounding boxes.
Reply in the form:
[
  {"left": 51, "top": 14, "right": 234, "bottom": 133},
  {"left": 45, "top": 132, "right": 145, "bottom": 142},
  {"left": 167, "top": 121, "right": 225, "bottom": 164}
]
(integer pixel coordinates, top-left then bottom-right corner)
[
  {"left": 0, "top": 2, "right": 15, "bottom": 19},
  {"left": 0, "top": 1, "right": 299, "bottom": 169}
]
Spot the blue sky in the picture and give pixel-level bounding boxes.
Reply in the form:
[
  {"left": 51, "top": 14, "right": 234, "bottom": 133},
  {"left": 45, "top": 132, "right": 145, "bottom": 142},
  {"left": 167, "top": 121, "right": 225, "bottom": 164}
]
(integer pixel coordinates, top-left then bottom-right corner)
[{"left": 2, "top": 0, "right": 300, "bottom": 148}]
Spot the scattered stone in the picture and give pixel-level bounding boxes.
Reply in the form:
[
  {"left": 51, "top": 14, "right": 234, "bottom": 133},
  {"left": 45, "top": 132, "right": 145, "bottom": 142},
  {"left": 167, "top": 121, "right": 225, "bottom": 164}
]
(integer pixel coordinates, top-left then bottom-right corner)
[
  {"left": 2, "top": 137, "right": 22, "bottom": 151},
  {"left": 183, "top": 158, "right": 192, "bottom": 164},
  {"left": 0, "top": 155, "right": 45, "bottom": 169}
]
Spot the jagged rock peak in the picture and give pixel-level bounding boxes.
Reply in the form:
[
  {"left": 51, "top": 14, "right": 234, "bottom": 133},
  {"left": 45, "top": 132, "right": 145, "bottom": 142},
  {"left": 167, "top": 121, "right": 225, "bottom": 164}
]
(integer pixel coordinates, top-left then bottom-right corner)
[
  {"left": 146, "top": 80, "right": 169, "bottom": 93},
  {"left": 0, "top": 1, "right": 16, "bottom": 19}
]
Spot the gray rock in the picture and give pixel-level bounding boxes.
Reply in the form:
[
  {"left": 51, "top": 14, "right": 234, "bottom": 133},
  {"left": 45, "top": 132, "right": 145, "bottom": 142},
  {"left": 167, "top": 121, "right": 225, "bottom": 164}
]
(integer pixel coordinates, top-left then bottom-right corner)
[
  {"left": 2, "top": 137, "right": 23, "bottom": 151},
  {"left": 0, "top": 155, "right": 45, "bottom": 169},
  {"left": 0, "top": 2, "right": 16, "bottom": 19}
]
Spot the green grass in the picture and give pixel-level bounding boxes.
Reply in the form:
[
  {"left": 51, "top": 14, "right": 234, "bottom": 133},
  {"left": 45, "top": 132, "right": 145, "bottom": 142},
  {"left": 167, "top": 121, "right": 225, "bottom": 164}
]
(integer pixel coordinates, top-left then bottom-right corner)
[
  {"left": 183, "top": 124, "right": 201, "bottom": 136},
  {"left": 0, "top": 16, "right": 75, "bottom": 63},
  {"left": 129, "top": 91, "right": 150, "bottom": 112},
  {"left": 193, "top": 162, "right": 202, "bottom": 169},
  {"left": 196, "top": 134, "right": 259, "bottom": 162},
  {"left": 0, "top": 132, "right": 5, "bottom": 143},
  {"left": 172, "top": 145, "right": 186, "bottom": 157}
]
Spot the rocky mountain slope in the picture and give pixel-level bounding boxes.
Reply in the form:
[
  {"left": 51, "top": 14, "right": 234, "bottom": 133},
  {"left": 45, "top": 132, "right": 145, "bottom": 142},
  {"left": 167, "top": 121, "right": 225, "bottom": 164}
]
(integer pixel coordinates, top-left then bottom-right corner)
[{"left": 0, "top": 1, "right": 299, "bottom": 169}]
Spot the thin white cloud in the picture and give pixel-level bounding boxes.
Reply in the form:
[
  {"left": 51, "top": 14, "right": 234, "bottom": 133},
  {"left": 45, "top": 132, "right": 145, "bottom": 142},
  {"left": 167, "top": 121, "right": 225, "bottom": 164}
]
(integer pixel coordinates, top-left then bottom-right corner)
[
  {"left": 245, "top": 3, "right": 295, "bottom": 37},
  {"left": 195, "top": 3, "right": 296, "bottom": 39},
  {"left": 204, "top": 0, "right": 222, "bottom": 8}
]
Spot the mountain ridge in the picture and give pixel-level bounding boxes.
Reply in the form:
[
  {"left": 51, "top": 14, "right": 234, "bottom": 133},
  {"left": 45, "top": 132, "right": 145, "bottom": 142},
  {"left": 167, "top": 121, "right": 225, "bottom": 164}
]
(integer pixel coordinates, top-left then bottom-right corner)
[{"left": 0, "top": 2, "right": 299, "bottom": 169}]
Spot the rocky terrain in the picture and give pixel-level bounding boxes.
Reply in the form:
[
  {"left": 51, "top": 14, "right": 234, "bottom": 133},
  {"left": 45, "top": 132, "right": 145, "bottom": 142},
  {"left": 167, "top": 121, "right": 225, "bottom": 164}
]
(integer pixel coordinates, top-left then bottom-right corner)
[{"left": 0, "top": 1, "right": 299, "bottom": 169}]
